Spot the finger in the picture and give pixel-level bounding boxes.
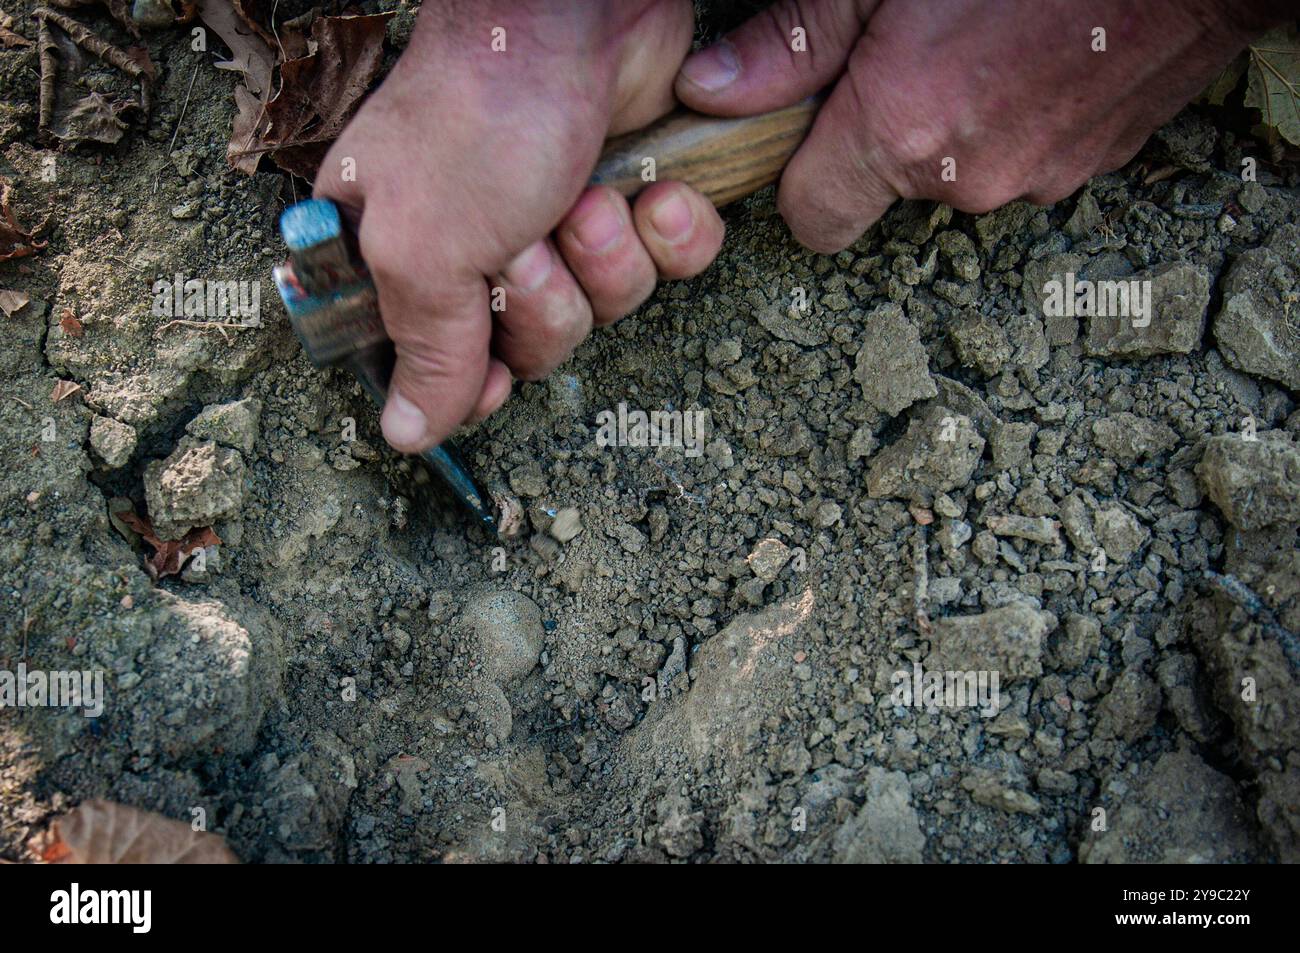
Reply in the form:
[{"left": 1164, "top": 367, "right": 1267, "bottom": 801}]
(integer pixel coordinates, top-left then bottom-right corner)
[
  {"left": 556, "top": 186, "right": 658, "bottom": 325},
  {"left": 360, "top": 229, "right": 490, "bottom": 454},
  {"left": 490, "top": 238, "right": 594, "bottom": 380},
  {"left": 608, "top": 0, "right": 695, "bottom": 134},
  {"left": 466, "top": 357, "right": 513, "bottom": 426},
  {"left": 674, "top": 0, "right": 879, "bottom": 116},
  {"left": 632, "top": 181, "right": 726, "bottom": 280},
  {"left": 776, "top": 69, "right": 899, "bottom": 253}
]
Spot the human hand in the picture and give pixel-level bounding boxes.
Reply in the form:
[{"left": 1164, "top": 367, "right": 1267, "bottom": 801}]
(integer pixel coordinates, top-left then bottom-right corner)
[
  {"left": 315, "top": 1, "right": 725, "bottom": 453},
  {"left": 675, "top": 0, "right": 1286, "bottom": 253}
]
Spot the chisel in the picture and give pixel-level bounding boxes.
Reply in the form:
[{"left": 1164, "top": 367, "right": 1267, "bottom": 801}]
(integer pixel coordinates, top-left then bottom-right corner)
[{"left": 273, "top": 97, "right": 820, "bottom": 526}]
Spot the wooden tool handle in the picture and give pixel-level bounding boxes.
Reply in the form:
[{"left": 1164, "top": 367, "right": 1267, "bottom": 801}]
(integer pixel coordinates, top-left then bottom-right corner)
[{"left": 590, "top": 97, "right": 820, "bottom": 207}]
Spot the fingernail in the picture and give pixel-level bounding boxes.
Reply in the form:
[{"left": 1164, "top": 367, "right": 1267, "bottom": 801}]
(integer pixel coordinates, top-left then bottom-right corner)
[
  {"left": 381, "top": 390, "right": 427, "bottom": 448},
  {"left": 649, "top": 192, "right": 694, "bottom": 243},
  {"left": 570, "top": 191, "right": 625, "bottom": 254},
  {"left": 680, "top": 41, "right": 739, "bottom": 92},
  {"left": 502, "top": 241, "right": 553, "bottom": 292}
]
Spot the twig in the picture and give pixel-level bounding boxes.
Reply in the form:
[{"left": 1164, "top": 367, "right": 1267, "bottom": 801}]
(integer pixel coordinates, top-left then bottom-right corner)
[
  {"left": 34, "top": 8, "right": 147, "bottom": 79},
  {"left": 913, "top": 524, "right": 931, "bottom": 635},
  {"left": 167, "top": 64, "right": 199, "bottom": 156},
  {"left": 36, "top": 16, "right": 55, "bottom": 136},
  {"left": 1203, "top": 569, "right": 1300, "bottom": 674},
  {"left": 8, "top": 395, "right": 34, "bottom": 409},
  {"left": 156, "top": 319, "right": 254, "bottom": 345}
]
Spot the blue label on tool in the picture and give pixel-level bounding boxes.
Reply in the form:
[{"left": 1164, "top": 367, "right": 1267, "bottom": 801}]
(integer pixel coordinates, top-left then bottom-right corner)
[{"left": 280, "top": 198, "right": 343, "bottom": 251}]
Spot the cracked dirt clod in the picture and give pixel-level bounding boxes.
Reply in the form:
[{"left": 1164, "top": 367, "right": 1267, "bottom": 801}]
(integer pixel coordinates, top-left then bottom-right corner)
[
  {"left": 89, "top": 414, "right": 136, "bottom": 468},
  {"left": 854, "top": 302, "right": 937, "bottom": 415},
  {"left": 1196, "top": 432, "right": 1300, "bottom": 530},
  {"left": 186, "top": 397, "right": 262, "bottom": 454},
  {"left": 1083, "top": 261, "right": 1211, "bottom": 357},
  {"left": 143, "top": 437, "right": 246, "bottom": 540},
  {"left": 1214, "top": 223, "right": 1300, "bottom": 390},
  {"left": 925, "top": 604, "right": 1057, "bottom": 681},
  {"left": 866, "top": 403, "right": 984, "bottom": 504}
]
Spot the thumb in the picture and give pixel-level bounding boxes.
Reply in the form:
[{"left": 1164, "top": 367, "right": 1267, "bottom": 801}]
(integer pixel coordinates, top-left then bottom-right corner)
[
  {"left": 675, "top": 0, "right": 878, "bottom": 116},
  {"left": 359, "top": 239, "right": 493, "bottom": 453}
]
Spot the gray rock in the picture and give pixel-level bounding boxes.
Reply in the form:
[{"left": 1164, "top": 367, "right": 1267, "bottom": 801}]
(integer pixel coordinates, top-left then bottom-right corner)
[
  {"left": 962, "top": 774, "right": 1041, "bottom": 814},
  {"left": 1083, "top": 261, "right": 1210, "bottom": 357},
  {"left": 1196, "top": 432, "right": 1300, "bottom": 530},
  {"left": 926, "top": 603, "right": 1057, "bottom": 680},
  {"left": 866, "top": 403, "right": 985, "bottom": 503},
  {"left": 989, "top": 421, "right": 1036, "bottom": 470},
  {"left": 1091, "top": 412, "right": 1178, "bottom": 464},
  {"left": 143, "top": 437, "right": 246, "bottom": 540},
  {"left": 1214, "top": 224, "right": 1300, "bottom": 390},
  {"left": 854, "top": 303, "right": 936, "bottom": 416},
  {"left": 186, "top": 397, "right": 262, "bottom": 454},
  {"left": 1081, "top": 749, "right": 1259, "bottom": 863},
  {"left": 89, "top": 415, "right": 136, "bottom": 468},
  {"left": 747, "top": 537, "right": 791, "bottom": 583},
  {"left": 548, "top": 507, "right": 583, "bottom": 543},
  {"left": 1093, "top": 504, "right": 1148, "bottom": 564},
  {"left": 949, "top": 310, "right": 1011, "bottom": 377},
  {"left": 462, "top": 590, "right": 544, "bottom": 686},
  {"left": 1094, "top": 668, "right": 1161, "bottom": 743},
  {"left": 832, "top": 767, "right": 925, "bottom": 862},
  {"left": 657, "top": 793, "right": 704, "bottom": 858},
  {"left": 1055, "top": 613, "right": 1101, "bottom": 670},
  {"left": 508, "top": 460, "right": 547, "bottom": 498}
]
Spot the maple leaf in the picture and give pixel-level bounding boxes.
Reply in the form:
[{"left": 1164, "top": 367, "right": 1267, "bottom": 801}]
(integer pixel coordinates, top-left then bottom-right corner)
[
  {"left": 1247, "top": 27, "right": 1300, "bottom": 146},
  {"left": 38, "top": 800, "right": 239, "bottom": 864},
  {"left": 0, "top": 182, "right": 46, "bottom": 261}
]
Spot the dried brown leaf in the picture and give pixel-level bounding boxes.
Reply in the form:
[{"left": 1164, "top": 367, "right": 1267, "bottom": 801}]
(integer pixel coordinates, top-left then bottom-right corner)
[
  {"left": 198, "top": 0, "right": 274, "bottom": 98},
  {"left": 0, "top": 289, "right": 30, "bottom": 316},
  {"left": 0, "top": 12, "right": 31, "bottom": 47},
  {"left": 59, "top": 308, "right": 83, "bottom": 336},
  {"left": 231, "top": 13, "right": 392, "bottom": 178},
  {"left": 50, "top": 379, "right": 81, "bottom": 402},
  {"left": 48, "top": 800, "right": 239, "bottom": 864},
  {"left": 116, "top": 507, "right": 222, "bottom": 577},
  {"left": 0, "top": 182, "right": 47, "bottom": 261}
]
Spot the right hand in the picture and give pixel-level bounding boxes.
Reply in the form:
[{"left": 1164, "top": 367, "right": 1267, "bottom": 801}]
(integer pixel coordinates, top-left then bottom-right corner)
[{"left": 315, "top": 1, "right": 726, "bottom": 453}]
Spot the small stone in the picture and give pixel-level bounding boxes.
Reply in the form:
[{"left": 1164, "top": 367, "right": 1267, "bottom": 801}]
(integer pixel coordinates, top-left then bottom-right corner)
[
  {"left": 866, "top": 404, "right": 984, "bottom": 503},
  {"left": 1213, "top": 224, "right": 1300, "bottom": 390},
  {"left": 949, "top": 309, "right": 1012, "bottom": 377},
  {"left": 508, "top": 460, "right": 546, "bottom": 498},
  {"left": 747, "top": 538, "right": 792, "bottom": 583},
  {"left": 986, "top": 513, "right": 1059, "bottom": 545},
  {"left": 1093, "top": 505, "right": 1148, "bottom": 563},
  {"left": 89, "top": 415, "right": 137, "bottom": 468},
  {"left": 1083, "top": 261, "right": 1210, "bottom": 358},
  {"left": 989, "top": 421, "right": 1037, "bottom": 470},
  {"left": 170, "top": 200, "right": 201, "bottom": 220},
  {"left": 548, "top": 507, "right": 582, "bottom": 543},
  {"left": 854, "top": 303, "right": 937, "bottom": 416},
  {"left": 962, "top": 775, "right": 1041, "bottom": 814},
  {"left": 186, "top": 397, "right": 262, "bottom": 454},
  {"left": 926, "top": 603, "right": 1057, "bottom": 681},
  {"left": 1196, "top": 432, "right": 1300, "bottom": 530},
  {"left": 1091, "top": 412, "right": 1177, "bottom": 464},
  {"left": 143, "top": 437, "right": 246, "bottom": 540},
  {"left": 462, "top": 590, "right": 544, "bottom": 686}
]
